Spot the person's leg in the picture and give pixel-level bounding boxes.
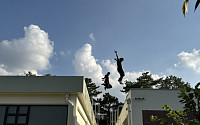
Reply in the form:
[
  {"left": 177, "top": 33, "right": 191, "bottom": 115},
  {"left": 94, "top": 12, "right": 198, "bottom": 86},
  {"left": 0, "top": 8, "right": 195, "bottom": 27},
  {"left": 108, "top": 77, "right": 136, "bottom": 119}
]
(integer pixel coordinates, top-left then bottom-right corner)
[
  {"left": 108, "top": 84, "right": 112, "bottom": 88},
  {"left": 118, "top": 77, "right": 123, "bottom": 84},
  {"left": 105, "top": 81, "right": 109, "bottom": 89},
  {"left": 118, "top": 70, "right": 125, "bottom": 84}
]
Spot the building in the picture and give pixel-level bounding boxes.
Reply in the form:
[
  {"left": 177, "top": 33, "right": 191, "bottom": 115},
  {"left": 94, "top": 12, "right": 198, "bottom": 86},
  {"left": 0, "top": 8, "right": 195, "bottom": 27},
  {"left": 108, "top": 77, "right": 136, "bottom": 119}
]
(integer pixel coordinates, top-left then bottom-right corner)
[
  {"left": 116, "top": 88, "right": 183, "bottom": 125},
  {"left": 0, "top": 76, "right": 96, "bottom": 125}
]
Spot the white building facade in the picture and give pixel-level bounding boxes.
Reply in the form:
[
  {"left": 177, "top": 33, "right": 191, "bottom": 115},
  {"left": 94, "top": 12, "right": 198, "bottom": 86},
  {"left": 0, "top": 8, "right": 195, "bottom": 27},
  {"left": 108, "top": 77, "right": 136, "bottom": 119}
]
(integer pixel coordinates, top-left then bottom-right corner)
[
  {"left": 116, "top": 89, "right": 184, "bottom": 125},
  {"left": 0, "top": 76, "right": 96, "bottom": 125}
]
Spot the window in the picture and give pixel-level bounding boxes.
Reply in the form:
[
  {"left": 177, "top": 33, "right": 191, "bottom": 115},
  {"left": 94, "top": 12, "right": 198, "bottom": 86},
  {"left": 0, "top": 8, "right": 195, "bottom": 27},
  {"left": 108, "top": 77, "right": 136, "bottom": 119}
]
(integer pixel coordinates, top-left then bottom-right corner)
[
  {"left": 0, "top": 105, "right": 68, "bottom": 125},
  {"left": 3, "top": 106, "right": 30, "bottom": 125}
]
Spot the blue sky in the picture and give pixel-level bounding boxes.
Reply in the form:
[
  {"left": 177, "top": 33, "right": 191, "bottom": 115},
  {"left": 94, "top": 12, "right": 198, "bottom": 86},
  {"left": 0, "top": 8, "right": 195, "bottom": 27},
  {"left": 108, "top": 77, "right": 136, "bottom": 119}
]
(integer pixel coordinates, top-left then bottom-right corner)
[{"left": 1, "top": 0, "right": 200, "bottom": 102}]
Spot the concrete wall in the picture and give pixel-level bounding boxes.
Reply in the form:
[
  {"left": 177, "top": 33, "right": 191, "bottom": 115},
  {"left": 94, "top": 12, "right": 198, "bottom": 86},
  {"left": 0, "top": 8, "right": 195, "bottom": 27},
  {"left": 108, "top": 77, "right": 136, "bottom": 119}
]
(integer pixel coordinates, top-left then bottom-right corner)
[
  {"left": 116, "top": 89, "right": 183, "bottom": 125},
  {"left": 115, "top": 92, "right": 131, "bottom": 125},
  {"left": 131, "top": 89, "right": 183, "bottom": 125},
  {"left": 81, "top": 79, "right": 96, "bottom": 125},
  {"left": 76, "top": 98, "right": 90, "bottom": 125},
  {"left": 0, "top": 76, "right": 96, "bottom": 125}
]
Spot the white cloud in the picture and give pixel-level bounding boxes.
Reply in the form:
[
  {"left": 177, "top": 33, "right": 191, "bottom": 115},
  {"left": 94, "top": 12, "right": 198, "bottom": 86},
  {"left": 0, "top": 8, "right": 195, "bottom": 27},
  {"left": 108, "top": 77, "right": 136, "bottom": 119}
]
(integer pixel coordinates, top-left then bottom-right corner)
[
  {"left": 124, "top": 71, "right": 145, "bottom": 82},
  {"left": 101, "top": 60, "right": 119, "bottom": 87},
  {"left": 177, "top": 49, "right": 200, "bottom": 73},
  {"left": 89, "top": 33, "right": 95, "bottom": 42},
  {"left": 0, "top": 24, "right": 54, "bottom": 75},
  {"left": 73, "top": 44, "right": 103, "bottom": 83},
  {"left": 0, "top": 64, "right": 11, "bottom": 75},
  {"left": 73, "top": 43, "right": 162, "bottom": 102},
  {"left": 73, "top": 45, "right": 126, "bottom": 101},
  {"left": 60, "top": 50, "right": 71, "bottom": 56},
  {"left": 60, "top": 51, "right": 65, "bottom": 56}
]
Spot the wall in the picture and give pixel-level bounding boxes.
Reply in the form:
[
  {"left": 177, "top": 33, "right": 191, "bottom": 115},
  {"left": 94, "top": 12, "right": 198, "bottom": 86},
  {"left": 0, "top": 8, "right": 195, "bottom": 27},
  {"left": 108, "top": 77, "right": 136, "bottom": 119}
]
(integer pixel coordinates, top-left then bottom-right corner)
[
  {"left": 116, "top": 89, "right": 184, "bottom": 125},
  {"left": 0, "top": 76, "right": 96, "bottom": 125},
  {"left": 130, "top": 89, "right": 183, "bottom": 125},
  {"left": 115, "top": 92, "right": 131, "bottom": 125},
  {"left": 0, "top": 93, "right": 67, "bottom": 105},
  {"left": 76, "top": 97, "right": 90, "bottom": 125}
]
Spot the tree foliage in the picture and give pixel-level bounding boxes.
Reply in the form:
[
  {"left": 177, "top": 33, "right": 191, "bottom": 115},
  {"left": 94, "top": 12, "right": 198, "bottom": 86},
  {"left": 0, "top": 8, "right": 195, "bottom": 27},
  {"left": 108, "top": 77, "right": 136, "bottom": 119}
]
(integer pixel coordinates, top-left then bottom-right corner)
[
  {"left": 179, "top": 83, "right": 200, "bottom": 121},
  {"left": 85, "top": 78, "right": 102, "bottom": 102},
  {"left": 151, "top": 83, "right": 200, "bottom": 125},
  {"left": 151, "top": 105, "right": 200, "bottom": 125},
  {"left": 121, "top": 72, "right": 186, "bottom": 93},
  {"left": 135, "top": 72, "right": 159, "bottom": 88},
  {"left": 24, "top": 71, "right": 54, "bottom": 76},
  {"left": 97, "top": 92, "right": 123, "bottom": 125},
  {"left": 24, "top": 71, "right": 36, "bottom": 76},
  {"left": 158, "top": 75, "right": 187, "bottom": 89},
  {"left": 121, "top": 72, "right": 160, "bottom": 93},
  {"left": 44, "top": 73, "right": 54, "bottom": 76}
]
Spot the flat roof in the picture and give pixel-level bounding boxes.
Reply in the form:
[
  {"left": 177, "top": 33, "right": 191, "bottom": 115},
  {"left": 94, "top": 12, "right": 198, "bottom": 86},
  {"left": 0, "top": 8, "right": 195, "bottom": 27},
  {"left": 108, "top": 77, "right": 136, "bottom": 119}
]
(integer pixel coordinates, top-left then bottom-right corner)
[
  {"left": 130, "top": 88, "right": 181, "bottom": 90},
  {"left": 0, "top": 76, "right": 84, "bottom": 93}
]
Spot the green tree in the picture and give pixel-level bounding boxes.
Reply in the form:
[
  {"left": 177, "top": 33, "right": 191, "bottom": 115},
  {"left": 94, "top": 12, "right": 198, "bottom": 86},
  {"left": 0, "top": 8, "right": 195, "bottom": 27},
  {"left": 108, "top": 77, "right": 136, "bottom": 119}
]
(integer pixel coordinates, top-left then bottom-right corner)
[
  {"left": 121, "top": 72, "right": 161, "bottom": 93},
  {"left": 121, "top": 73, "right": 187, "bottom": 93},
  {"left": 98, "top": 92, "right": 123, "bottom": 125},
  {"left": 151, "top": 105, "right": 200, "bottom": 125},
  {"left": 85, "top": 78, "right": 102, "bottom": 102},
  {"left": 24, "top": 71, "right": 36, "bottom": 76},
  {"left": 158, "top": 75, "right": 187, "bottom": 89},
  {"left": 120, "top": 80, "right": 137, "bottom": 93},
  {"left": 179, "top": 83, "right": 200, "bottom": 121},
  {"left": 151, "top": 83, "right": 200, "bottom": 125},
  {"left": 135, "top": 72, "right": 158, "bottom": 88},
  {"left": 44, "top": 73, "right": 54, "bottom": 76},
  {"left": 24, "top": 71, "right": 55, "bottom": 76}
]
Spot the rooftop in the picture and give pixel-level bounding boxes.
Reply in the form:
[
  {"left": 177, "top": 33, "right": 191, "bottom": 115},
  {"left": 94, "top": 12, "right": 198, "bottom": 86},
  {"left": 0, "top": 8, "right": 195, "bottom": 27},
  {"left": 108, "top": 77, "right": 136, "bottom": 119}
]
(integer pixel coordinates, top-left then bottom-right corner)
[{"left": 0, "top": 76, "right": 84, "bottom": 93}]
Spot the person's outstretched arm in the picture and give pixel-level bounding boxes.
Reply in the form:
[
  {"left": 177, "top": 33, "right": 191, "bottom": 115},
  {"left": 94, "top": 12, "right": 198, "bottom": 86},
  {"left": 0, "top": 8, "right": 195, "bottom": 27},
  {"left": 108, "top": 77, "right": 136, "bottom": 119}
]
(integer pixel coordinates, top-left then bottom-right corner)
[{"left": 114, "top": 50, "right": 119, "bottom": 60}]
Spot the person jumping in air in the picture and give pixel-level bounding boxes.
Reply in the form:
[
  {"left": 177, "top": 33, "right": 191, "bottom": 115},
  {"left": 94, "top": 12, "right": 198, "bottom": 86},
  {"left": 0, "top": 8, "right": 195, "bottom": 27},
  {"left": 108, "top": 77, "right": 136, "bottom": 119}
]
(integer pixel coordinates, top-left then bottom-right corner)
[
  {"left": 102, "top": 72, "right": 112, "bottom": 90},
  {"left": 114, "top": 51, "right": 125, "bottom": 84}
]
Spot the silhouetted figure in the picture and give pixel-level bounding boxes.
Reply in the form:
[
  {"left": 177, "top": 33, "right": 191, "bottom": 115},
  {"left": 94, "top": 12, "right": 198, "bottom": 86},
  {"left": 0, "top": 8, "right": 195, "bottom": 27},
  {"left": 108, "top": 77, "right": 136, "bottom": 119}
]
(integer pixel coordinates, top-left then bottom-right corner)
[
  {"left": 114, "top": 51, "right": 125, "bottom": 84},
  {"left": 99, "top": 115, "right": 107, "bottom": 125},
  {"left": 102, "top": 72, "right": 112, "bottom": 90}
]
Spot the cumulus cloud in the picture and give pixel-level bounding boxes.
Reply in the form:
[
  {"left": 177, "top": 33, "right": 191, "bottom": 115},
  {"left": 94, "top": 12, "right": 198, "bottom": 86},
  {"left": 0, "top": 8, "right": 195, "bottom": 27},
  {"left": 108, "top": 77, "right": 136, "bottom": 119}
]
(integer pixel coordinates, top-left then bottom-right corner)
[
  {"left": 73, "top": 44, "right": 103, "bottom": 83},
  {"left": 73, "top": 44, "right": 126, "bottom": 101},
  {"left": 0, "top": 25, "right": 54, "bottom": 75},
  {"left": 73, "top": 43, "right": 162, "bottom": 102},
  {"left": 89, "top": 33, "right": 95, "bottom": 42},
  {"left": 177, "top": 49, "right": 200, "bottom": 73},
  {"left": 101, "top": 60, "right": 119, "bottom": 86}
]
